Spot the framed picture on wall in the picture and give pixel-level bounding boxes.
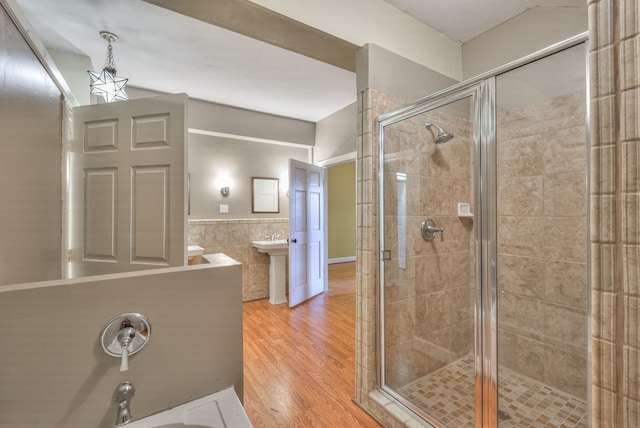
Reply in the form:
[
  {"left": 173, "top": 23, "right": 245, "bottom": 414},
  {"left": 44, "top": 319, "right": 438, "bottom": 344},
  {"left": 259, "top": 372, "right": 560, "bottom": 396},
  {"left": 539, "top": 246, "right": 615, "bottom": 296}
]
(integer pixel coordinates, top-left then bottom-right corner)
[{"left": 251, "top": 177, "right": 279, "bottom": 213}]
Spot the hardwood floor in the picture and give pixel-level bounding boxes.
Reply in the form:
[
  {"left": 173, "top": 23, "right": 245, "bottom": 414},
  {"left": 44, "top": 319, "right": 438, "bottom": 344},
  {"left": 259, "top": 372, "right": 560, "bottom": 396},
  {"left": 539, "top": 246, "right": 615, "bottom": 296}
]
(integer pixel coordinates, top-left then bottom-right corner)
[
  {"left": 243, "top": 262, "right": 380, "bottom": 427},
  {"left": 327, "top": 261, "right": 357, "bottom": 296}
]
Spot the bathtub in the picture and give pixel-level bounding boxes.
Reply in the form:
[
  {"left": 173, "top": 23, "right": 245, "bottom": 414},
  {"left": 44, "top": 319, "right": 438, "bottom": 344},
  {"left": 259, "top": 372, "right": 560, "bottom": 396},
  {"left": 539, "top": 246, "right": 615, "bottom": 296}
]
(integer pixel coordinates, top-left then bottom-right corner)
[{"left": 125, "top": 386, "right": 252, "bottom": 428}]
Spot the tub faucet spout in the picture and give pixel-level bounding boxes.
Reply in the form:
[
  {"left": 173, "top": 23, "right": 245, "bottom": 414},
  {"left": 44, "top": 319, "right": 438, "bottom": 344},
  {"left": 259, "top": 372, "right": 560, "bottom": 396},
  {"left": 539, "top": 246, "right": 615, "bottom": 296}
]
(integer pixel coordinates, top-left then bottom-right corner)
[{"left": 113, "top": 381, "right": 135, "bottom": 427}]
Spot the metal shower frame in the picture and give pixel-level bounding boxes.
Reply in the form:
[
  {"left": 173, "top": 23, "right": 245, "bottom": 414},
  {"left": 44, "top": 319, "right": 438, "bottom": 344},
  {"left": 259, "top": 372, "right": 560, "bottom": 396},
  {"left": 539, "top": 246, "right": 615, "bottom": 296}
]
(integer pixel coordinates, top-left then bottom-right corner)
[{"left": 376, "top": 32, "right": 590, "bottom": 427}]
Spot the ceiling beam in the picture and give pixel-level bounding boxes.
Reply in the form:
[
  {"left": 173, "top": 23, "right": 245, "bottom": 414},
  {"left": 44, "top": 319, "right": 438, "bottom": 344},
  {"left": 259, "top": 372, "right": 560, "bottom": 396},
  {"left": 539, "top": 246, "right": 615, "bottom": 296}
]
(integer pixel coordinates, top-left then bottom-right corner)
[{"left": 142, "top": 0, "right": 358, "bottom": 72}]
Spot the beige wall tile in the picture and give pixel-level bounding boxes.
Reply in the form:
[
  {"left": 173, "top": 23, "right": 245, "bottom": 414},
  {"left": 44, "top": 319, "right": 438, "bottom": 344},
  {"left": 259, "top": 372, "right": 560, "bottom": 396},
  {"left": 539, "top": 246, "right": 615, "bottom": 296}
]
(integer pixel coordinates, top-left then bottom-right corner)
[
  {"left": 498, "top": 292, "right": 545, "bottom": 340},
  {"left": 621, "top": 37, "right": 640, "bottom": 91},
  {"left": 544, "top": 301, "right": 588, "bottom": 352},
  {"left": 590, "top": 95, "right": 617, "bottom": 146},
  {"left": 624, "top": 397, "right": 640, "bottom": 428},
  {"left": 592, "top": 145, "right": 617, "bottom": 194},
  {"left": 620, "top": 0, "right": 640, "bottom": 39},
  {"left": 497, "top": 136, "right": 545, "bottom": 177},
  {"left": 624, "top": 142, "right": 640, "bottom": 191},
  {"left": 543, "top": 216, "right": 587, "bottom": 262},
  {"left": 592, "top": 45, "right": 615, "bottom": 98},
  {"left": 498, "top": 216, "right": 545, "bottom": 258},
  {"left": 625, "top": 296, "right": 640, "bottom": 348},
  {"left": 624, "top": 245, "right": 640, "bottom": 295},
  {"left": 545, "top": 260, "right": 588, "bottom": 308},
  {"left": 385, "top": 298, "right": 415, "bottom": 345},
  {"left": 624, "top": 194, "right": 640, "bottom": 244},
  {"left": 544, "top": 172, "right": 587, "bottom": 217},
  {"left": 497, "top": 176, "right": 544, "bottom": 216},
  {"left": 624, "top": 346, "right": 639, "bottom": 400},
  {"left": 592, "top": 243, "right": 616, "bottom": 291},
  {"left": 543, "top": 126, "right": 587, "bottom": 174},
  {"left": 622, "top": 88, "right": 640, "bottom": 142},
  {"left": 188, "top": 218, "right": 287, "bottom": 301},
  {"left": 498, "top": 255, "right": 545, "bottom": 299},
  {"left": 595, "top": 0, "right": 615, "bottom": 49},
  {"left": 544, "top": 345, "right": 588, "bottom": 400}
]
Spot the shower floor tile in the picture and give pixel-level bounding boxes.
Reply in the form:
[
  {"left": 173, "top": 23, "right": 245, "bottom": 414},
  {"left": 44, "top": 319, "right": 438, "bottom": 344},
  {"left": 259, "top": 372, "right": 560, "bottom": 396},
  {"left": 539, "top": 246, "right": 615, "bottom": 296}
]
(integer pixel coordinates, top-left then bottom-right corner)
[{"left": 397, "top": 356, "right": 587, "bottom": 427}]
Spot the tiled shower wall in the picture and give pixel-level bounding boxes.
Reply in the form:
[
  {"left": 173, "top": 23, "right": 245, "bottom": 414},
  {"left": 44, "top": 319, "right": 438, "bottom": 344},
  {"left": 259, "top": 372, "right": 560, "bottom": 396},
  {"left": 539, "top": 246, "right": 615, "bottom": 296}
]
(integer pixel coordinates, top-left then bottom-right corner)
[
  {"left": 382, "top": 109, "right": 474, "bottom": 390},
  {"left": 589, "top": 0, "right": 640, "bottom": 426},
  {"left": 497, "top": 90, "right": 588, "bottom": 400},
  {"left": 355, "top": 89, "right": 424, "bottom": 427},
  {"left": 188, "top": 218, "right": 288, "bottom": 301},
  {"left": 356, "top": 13, "right": 640, "bottom": 420}
]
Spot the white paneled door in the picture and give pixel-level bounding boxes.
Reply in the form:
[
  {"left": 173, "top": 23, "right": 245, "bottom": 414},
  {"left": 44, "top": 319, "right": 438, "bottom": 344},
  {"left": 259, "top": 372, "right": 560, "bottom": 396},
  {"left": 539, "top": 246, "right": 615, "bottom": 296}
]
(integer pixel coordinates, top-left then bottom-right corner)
[
  {"left": 288, "top": 159, "right": 326, "bottom": 307},
  {"left": 68, "top": 94, "right": 187, "bottom": 278}
]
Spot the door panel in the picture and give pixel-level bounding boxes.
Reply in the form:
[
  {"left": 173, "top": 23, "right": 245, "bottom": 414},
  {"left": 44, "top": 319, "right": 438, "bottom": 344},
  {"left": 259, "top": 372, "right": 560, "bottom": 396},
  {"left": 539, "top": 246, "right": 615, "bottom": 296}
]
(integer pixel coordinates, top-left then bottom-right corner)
[
  {"left": 495, "top": 44, "right": 588, "bottom": 426},
  {"left": 131, "top": 165, "right": 170, "bottom": 263},
  {"left": 70, "top": 93, "right": 187, "bottom": 278},
  {"left": 380, "top": 92, "right": 479, "bottom": 427},
  {"left": 84, "top": 168, "right": 117, "bottom": 261},
  {"left": 289, "top": 159, "right": 326, "bottom": 307}
]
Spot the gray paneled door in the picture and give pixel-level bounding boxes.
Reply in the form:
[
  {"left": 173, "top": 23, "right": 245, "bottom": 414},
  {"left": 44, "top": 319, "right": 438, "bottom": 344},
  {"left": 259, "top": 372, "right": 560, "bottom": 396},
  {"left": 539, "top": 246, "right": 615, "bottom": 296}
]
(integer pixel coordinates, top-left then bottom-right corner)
[{"left": 68, "top": 94, "right": 187, "bottom": 278}]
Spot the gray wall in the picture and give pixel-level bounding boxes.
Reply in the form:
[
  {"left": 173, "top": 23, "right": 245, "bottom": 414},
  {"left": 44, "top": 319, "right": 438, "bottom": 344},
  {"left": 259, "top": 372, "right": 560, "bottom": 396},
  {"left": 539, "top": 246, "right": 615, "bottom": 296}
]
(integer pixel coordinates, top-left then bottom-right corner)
[
  {"left": 0, "top": 8, "right": 244, "bottom": 428},
  {"left": 188, "top": 133, "right": 309, "bottom": 219},
  {"left": 314, "top": 102, "right": 357, "bottom": 162},
  {"left": 357, "top": 43, "right": 459, "bottom": 103},
  {"left": 48, "top": 47, "right": 92, "bottom": 106},
  {"left": 0, "top": 5, "right": 63, "bottom": 286},
  {"left": 127, "top": 87, "right": 315, "bottom": 220},
  {"left": 462, "top": 6, "right": 588, "bottom": 79},
  {"left": 127, "top": 86, "right": 316, "bottom": 147},
  {"left": 0, "top": 262, "right": 243, "bottom": 428}
]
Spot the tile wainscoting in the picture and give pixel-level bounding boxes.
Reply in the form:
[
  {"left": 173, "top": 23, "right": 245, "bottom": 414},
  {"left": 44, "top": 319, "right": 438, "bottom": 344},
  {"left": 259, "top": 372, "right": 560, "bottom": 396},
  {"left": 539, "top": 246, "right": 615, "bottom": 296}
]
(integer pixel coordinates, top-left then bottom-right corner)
[{"left": 189, "top": 218, "right": 289, "bottom": 301}]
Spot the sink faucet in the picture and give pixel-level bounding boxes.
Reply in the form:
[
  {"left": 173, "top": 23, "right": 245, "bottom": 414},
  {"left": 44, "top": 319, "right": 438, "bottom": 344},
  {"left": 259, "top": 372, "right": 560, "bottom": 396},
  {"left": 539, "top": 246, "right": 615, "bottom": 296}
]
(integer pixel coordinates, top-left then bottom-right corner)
[
  {"left": 113, "top": 381, "right": 135, "bottom": 427},
  {"left": 265, "top": 233, "right": 280, "bottom": 241}
]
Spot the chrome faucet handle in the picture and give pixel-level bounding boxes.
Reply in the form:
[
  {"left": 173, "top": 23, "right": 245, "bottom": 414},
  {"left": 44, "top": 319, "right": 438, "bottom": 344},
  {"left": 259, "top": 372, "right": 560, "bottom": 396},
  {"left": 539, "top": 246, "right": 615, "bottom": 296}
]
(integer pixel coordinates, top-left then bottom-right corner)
[
  {"left": 113, "top": 381, "right": 135, "bottom": 427},
  {"left": 421, "top": 219, "right": 445, "bottom": 242},
  {"left": 100, "top": 313, "right": 151, "bottom": 373},
  {"left": 117, "top": 323, "right": 135, "bottom": 371}
]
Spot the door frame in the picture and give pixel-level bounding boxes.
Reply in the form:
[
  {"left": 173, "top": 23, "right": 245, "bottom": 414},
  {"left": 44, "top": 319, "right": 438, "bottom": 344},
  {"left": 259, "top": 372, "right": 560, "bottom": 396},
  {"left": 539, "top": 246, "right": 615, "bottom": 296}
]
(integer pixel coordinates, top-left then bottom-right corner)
[
  {"left": 318, "top": 151, "right": 357, "bottom": 268},
  {"left": 377, "top": 85, "right": 486, "bottom": 426}
]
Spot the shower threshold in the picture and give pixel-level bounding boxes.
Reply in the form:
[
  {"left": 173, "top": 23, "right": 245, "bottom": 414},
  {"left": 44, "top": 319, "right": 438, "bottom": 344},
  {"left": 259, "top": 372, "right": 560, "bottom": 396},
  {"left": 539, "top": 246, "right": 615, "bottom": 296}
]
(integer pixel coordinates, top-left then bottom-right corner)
[{"left": 397, "top": 356, "right": 587, "bottom": 427}]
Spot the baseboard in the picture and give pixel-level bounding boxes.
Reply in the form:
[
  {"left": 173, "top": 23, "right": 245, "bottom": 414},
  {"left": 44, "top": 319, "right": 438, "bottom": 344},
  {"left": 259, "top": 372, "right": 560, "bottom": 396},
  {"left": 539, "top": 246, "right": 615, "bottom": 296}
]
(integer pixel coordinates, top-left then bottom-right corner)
[{"left": 328, "top": 256, "right": 356, "bottom": 264}]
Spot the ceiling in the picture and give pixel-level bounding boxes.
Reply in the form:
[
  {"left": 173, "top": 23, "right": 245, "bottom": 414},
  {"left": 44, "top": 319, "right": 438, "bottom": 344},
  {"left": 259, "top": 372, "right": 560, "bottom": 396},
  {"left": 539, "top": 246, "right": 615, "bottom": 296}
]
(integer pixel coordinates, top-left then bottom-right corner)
[
  {"left": 383, "top": 0, "right": 586, "bottom": 43},
  {"left": 13, "top": 0, "right": 585, "bottom": 123}
]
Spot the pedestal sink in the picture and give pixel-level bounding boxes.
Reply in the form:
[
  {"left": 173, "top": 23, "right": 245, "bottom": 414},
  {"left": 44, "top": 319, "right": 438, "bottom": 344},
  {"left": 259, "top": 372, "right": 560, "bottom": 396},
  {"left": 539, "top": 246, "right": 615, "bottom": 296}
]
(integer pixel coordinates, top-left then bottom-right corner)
[{"left": 251, "top": 239, "right": 288, "bottom": 305}]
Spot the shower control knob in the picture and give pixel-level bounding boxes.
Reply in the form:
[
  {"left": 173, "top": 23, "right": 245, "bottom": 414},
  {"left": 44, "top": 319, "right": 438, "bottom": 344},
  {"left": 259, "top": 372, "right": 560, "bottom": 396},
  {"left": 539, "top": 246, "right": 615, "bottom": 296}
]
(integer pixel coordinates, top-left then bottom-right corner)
[{"left": 421, "top": 219, "right": 444, "bottom": 242}]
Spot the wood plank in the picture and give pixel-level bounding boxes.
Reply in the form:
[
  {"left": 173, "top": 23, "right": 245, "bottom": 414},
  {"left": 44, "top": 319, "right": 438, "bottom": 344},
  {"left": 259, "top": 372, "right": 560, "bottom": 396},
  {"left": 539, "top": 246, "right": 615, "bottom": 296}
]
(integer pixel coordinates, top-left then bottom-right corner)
[
  {"left": 327, "top": 261, "right": 356, "bottom": 296},
  {"left": 243, "top": 264, "right": 380, "bottom": 427}
]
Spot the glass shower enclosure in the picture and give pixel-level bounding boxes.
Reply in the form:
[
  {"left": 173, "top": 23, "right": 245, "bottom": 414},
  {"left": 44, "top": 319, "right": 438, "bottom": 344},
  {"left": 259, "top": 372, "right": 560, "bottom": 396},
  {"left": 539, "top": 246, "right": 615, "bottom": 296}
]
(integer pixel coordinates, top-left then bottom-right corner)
[{"left": 378, "top": 37, "right": 589, "bottom": 427}]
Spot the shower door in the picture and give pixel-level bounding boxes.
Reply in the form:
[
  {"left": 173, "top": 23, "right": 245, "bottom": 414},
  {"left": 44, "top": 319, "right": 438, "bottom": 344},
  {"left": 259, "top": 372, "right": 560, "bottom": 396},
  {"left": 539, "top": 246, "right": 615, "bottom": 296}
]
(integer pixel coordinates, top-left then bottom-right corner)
[
  {"left": 494, "top": 43, "right": 589, "bottom": 427},
  {"left": 379, "top": 87, "right": 483, "bottom": 427},
  {"left": 378, "top": 39, "right": 589, "bottom": 428}
]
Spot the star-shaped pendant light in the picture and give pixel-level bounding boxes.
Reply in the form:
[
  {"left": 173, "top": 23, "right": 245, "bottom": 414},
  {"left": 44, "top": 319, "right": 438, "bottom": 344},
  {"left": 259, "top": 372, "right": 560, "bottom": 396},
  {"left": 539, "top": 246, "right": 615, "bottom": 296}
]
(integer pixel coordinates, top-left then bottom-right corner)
[{"left": 88, "top": 31, "right": 128, "bottom": 103}]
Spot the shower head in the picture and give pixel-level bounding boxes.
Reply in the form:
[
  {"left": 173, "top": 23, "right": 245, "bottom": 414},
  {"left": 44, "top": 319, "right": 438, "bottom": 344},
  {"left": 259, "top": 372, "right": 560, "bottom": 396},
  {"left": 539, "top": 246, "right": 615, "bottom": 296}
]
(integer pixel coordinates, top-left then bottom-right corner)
[{"left": 425, "top": 122, "right": 454, "bottom": 144}]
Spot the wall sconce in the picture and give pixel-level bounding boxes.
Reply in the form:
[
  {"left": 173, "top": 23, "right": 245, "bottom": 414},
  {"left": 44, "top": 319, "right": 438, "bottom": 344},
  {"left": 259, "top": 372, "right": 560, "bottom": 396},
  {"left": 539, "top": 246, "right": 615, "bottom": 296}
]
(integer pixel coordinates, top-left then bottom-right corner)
[{"left": 215, "top": 175, "right": 231, "bottom": 197}]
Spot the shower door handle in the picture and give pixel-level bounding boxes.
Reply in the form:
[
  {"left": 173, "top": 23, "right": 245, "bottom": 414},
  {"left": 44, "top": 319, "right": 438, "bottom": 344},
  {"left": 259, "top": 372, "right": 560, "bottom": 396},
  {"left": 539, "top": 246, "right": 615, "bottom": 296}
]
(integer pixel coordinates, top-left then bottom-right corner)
[{"left": 381, "top": 249, "right": 391, "bottom": 261}]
